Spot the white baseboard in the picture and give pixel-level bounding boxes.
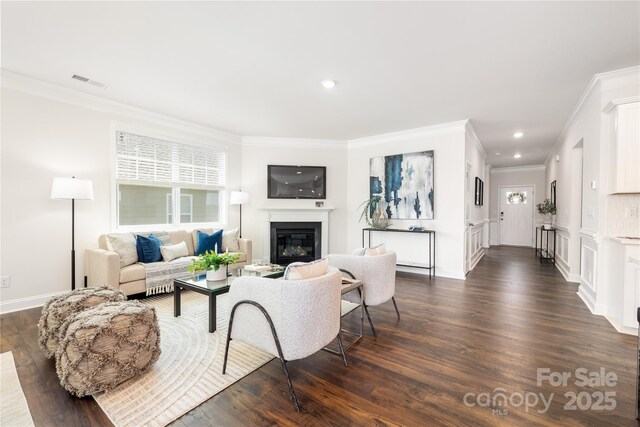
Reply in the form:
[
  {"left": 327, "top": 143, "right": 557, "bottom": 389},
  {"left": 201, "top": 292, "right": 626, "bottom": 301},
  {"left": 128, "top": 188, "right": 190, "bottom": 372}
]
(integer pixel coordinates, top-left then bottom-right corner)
[
  {"left": 0, "top": 290, "right": 67, "bottom": 314},
  {"left": 556, "top": 261, "right": 580, "bottom": 283},
  {"left": 576, "top": 286, "right": 596, "bottom": 313},
  {"left": 396, "top": 266, "right": 466, "bottom": 280},
  {"left": 576, "top": 286, "right": 606, "bottom": 315},
  {"left": 604, "top": 315, "right": 639, "bottom": 336}
]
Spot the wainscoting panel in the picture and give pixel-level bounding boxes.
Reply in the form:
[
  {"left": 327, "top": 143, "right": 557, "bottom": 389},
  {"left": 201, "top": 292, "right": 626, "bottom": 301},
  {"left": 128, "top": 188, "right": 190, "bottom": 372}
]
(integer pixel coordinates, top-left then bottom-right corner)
[
  {"left": 580, "top": 244, "right": 597, "bottom": 293},
  {"left": 469, "top": 224, "right": 485, "bottom": 271}
]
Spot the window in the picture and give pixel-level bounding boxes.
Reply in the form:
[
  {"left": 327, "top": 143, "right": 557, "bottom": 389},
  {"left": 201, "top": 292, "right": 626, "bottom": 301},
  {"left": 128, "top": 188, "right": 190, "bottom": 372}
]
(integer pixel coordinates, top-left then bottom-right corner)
[{"left": 115, "top": 130, "right": 226, "bottom": 228}]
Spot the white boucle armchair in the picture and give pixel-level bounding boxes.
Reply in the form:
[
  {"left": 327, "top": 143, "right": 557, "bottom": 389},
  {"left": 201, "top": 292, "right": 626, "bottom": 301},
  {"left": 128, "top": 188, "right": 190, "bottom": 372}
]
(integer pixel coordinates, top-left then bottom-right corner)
[
  {"left": 222, "top": 266, "right": 345, "bottom": 412},
  {"left": 327, "top": 251, "right": 399, "bottom": 337}
]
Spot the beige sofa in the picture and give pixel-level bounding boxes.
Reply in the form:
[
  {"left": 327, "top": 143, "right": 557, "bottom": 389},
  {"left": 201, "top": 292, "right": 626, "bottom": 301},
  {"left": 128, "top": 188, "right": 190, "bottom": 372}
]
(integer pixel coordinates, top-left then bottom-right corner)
[{"left": 85, "top": 229, "right": 252, "bottom": 296}]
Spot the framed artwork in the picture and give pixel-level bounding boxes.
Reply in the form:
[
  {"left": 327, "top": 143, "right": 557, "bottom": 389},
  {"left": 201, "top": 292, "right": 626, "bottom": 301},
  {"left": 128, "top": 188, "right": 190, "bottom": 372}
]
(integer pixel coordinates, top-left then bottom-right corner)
[
  {"left": 551, "top": 180, "right": 557, "bottom": 207},
  {"left": 369, "top": 150, "right": 434, "bottom": 219},
  {"left": 474, "top": 177, "right": 484, "bottom": 206}
]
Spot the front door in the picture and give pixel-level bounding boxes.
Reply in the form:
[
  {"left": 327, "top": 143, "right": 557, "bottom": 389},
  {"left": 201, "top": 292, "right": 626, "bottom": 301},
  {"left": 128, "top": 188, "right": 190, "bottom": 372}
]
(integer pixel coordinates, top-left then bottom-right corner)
[{"left": 499, "top": 186, "right": 534, "bottom": 246}]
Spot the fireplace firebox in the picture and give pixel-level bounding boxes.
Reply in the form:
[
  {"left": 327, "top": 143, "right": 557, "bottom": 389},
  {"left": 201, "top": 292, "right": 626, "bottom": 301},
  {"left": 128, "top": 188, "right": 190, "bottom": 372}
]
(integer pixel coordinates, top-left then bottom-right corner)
[{"left": 270, "top": 222, "right": 321, "bottom": 265}]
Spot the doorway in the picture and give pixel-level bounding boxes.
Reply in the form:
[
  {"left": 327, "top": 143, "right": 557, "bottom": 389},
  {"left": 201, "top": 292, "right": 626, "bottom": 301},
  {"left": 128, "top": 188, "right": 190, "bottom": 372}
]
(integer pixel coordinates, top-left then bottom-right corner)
[{"left": 499, "top": 186, "right": 534, "bottom": 246}]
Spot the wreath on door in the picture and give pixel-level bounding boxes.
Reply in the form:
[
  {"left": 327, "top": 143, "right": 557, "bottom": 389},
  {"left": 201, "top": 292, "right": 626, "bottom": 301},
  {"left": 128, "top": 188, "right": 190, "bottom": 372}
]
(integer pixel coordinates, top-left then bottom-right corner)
[{"left": 507, "top": 191, "right": 526, "bottom": 204}]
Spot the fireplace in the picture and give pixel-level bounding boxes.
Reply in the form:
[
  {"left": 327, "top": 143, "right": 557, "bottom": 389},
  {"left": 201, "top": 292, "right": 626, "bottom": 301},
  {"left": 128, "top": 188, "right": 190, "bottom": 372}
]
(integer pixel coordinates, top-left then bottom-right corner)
[{"left": 270, "top": 222, "right": 321, "bottom": 265}]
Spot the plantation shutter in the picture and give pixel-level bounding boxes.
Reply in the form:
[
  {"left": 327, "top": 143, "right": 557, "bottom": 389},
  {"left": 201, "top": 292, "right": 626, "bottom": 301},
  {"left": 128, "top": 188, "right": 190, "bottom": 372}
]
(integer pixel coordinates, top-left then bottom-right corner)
[{"left": 115, "top": 131, "right": 226, "bottom": 187}]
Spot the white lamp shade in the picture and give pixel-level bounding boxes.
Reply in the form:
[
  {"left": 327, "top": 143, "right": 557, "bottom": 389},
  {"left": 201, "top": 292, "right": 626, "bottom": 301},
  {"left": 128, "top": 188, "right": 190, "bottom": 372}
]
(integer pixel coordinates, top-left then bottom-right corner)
[
  {"left": 51, "top": 177, "right": 94, "bottom": 200},
  {"left": 229, "top": 190, "right": 250, "bottom": 205}
]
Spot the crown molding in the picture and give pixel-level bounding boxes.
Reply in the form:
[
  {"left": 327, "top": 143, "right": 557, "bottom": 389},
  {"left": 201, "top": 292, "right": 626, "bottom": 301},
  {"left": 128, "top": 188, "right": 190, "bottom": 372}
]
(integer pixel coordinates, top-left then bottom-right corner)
[
  {"left": 490, "top": 165, "right": 546, "bottom": 173},
  {"left": 347, "top": 119, "right": 468, "bottom": 149},
  {"left": 545, "top": 65, "right": 639, "bottom": 165},
  {"left": 241, "top": 136, "right": 346, "bottom": 150},
  {"left": 603, "top": 95, "right": 640, "bottom": 113},
  {"left": 464, "top": 120, "right": 486, "bottom": 158},
  {"left": 0, "top": 69, "right": 242, "bottom": 145}
]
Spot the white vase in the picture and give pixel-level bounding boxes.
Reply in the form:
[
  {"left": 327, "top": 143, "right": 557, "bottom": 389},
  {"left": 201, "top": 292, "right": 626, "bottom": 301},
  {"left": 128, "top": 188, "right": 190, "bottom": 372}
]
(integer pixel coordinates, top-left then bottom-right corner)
[
  {"left": 206, "top": 266, "right": 227, "bottom": 281},
  {"left": 543, "top": 215, "right": 552, "bottom": 229}
]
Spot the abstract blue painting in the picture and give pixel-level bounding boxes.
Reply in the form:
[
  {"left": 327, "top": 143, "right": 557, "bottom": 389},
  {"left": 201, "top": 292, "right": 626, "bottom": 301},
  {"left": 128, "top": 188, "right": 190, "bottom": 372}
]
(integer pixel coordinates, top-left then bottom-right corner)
[{"left": 369, "top": 150, "right": 434, "bottom": 220}]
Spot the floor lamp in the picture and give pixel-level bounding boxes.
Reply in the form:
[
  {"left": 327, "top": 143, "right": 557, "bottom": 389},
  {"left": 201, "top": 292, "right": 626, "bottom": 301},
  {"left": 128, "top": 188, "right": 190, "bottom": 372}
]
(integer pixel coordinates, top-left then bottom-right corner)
[
  {"left": 51, "top": 177, "right": 94, "bottom": 290},
  {"left": 229, "top": 190, "right": 250, "bottom": 238}
]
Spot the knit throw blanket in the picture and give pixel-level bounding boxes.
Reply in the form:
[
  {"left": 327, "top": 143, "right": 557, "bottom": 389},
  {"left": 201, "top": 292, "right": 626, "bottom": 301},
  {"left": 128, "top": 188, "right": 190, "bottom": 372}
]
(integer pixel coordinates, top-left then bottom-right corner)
[{"left": 143, "top": 257, "right": 196, "bottom": 296}]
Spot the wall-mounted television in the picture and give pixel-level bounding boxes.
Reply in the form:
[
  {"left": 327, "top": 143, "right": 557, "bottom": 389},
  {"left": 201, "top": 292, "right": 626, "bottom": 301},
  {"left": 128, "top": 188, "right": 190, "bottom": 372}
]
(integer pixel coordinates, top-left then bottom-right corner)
[{"left": 267, "top": 165, "right": 326, "bottom": 199}]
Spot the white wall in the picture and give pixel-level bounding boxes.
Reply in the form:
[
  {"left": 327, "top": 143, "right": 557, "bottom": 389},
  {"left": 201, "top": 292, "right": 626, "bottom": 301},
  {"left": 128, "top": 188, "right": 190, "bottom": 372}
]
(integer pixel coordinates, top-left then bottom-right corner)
[
  {"left": 465, "top": 124, "right": 488, "bottom": 271},
  {"left": 544, "top": 66, "right": 639, "bottom": 321},
  {"left": 239, "top": 138, "right": 348, "bottom": 261},
  {"left": 346, "top": 122, "right": 467, "bottom": 279},
  {"left": 0, "top": 77, "right": 242, "bottom": 312},
  {"left": 489, "top": 166, "right": 546, "bottom": 246}
]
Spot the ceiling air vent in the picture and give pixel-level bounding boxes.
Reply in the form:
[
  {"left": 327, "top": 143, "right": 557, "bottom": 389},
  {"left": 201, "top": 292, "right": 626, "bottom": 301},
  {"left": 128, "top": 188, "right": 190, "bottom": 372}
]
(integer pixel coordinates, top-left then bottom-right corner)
[{"left": 71, "top": 74, "right": 108, "bottom": 88}]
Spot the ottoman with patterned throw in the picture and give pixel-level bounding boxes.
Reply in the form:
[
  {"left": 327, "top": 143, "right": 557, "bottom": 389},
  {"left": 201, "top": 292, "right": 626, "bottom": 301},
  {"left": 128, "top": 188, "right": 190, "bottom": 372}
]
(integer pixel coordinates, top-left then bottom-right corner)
[
  {"left": 56, "top": 301, "right": 161, "bottom": 397},
  {"left": 38, "top": 286, "right": 127, "bottom": 359}
]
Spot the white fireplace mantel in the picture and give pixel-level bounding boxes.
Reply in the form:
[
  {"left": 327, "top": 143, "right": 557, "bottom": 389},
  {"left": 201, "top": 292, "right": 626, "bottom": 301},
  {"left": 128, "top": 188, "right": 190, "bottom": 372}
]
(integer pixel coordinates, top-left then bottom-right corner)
[{"left": 260, "top": 207, "right": 333, "bottom": 262}]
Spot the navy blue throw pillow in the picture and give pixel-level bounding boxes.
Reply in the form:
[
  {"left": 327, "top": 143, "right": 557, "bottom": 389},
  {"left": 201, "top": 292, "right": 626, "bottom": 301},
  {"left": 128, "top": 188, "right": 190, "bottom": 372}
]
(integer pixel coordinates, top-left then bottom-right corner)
[
  {"left": 136, "top": 234, "right": 163, "bottom": 263},
  {"left": 196, "top": 230, "right": 223, "bottom": 255}
]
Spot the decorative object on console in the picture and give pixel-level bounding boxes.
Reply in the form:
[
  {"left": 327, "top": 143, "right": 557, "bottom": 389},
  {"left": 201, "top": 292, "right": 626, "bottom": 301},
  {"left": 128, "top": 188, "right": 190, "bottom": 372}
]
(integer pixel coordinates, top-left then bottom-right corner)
[
  {"left": 408, "top": 226, "right": 425, "bottom": 232},
  {"left": 370, "top": 150, "right": 434, "bottom": 219},
  {"left": 229, "top": 190, "right": 251, "bottom": 238},
  {"left": 50, "top": 177, "right": 94, "bottom": 290},
  {"left": 358, "top": 197, "right": 389, "bottom": 230},
  {"left": 536, "top": 198, "right": 557, "bottom": 229},
  {"left": 267, "top": 165, "right": 326, "bottom": 200},
  {"left": 189, "top": 251, "right": 241, "bottom": 281}
]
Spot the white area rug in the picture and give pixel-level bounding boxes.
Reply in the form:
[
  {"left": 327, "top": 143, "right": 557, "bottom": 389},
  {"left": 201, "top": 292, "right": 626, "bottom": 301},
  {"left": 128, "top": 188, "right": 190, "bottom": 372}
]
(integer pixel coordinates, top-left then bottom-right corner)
[
  {"left": 93, "top": 291, "right": 273, "bottom": 427},
  {"left": 0, "top": 351, "right": 35, "bottom": 427}
]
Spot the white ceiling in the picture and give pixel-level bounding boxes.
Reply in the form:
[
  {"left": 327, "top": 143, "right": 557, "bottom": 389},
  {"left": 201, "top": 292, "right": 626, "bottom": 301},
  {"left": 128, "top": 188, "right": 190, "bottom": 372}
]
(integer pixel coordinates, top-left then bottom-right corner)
[{"left": 2, "top": 1, "right": 639, "bottom": 167}]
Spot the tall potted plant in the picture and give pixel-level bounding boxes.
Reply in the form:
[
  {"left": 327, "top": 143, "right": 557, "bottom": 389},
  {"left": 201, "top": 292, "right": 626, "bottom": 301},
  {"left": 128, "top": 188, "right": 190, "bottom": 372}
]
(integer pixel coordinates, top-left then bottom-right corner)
[
  {"left": 189, "top": 251, "right": 241, "bottom": 281},
  {"left": 536, "top": 198, "right": 557, "bottom": 229}
]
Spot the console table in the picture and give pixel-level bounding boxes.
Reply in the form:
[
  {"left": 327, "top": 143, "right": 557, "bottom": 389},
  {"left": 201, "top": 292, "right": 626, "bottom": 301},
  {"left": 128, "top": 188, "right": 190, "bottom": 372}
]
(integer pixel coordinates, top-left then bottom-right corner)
[
  {"left": 535, "top": 226, "right": 556, "bottom": 264},
  {"left": 362, "top": 228, "right": 435, "bottom": 278}
]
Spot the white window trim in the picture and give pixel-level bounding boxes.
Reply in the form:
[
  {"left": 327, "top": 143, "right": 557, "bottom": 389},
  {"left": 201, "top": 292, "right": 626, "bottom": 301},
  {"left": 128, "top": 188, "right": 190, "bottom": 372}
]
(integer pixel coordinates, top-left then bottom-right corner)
[{"left": 111, "top": 122, "right": 229, "bottom": 232}]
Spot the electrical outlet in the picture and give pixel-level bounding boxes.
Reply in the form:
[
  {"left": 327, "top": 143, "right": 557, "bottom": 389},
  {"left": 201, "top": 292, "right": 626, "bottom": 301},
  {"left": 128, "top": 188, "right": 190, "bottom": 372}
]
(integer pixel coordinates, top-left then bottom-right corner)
[
  {"left": 0, "top": 276, "right": 10, "bottom": 288},
  {"left": 625, "top": 207, "right": 638, "bottom": 219}
]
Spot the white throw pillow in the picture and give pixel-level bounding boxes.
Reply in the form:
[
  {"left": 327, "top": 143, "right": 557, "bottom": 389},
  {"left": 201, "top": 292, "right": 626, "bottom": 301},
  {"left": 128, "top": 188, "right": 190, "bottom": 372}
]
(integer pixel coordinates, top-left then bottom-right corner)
[
  {"left": 351, "top": 248, "right": 367, "bottom": 256},
  {"left": 106, "top": 233, "right": 138, "bottom": 268},
  {"left": 222, "top": 228, "right": 240, "bottom": 252},
  {"left": 160, "top": 241, "right": 189, "bottom": 262},
  {"left": 284, "top": 258, "right": 328, "bottom": 280},
  {"left": 364, "top": 244, "right": 385, "bottom": 256}
]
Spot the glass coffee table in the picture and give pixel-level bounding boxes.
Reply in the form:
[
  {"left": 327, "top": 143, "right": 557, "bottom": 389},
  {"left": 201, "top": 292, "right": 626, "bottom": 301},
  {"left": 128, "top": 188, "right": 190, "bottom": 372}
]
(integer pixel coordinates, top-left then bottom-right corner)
[{"left": 173, "top": 265, "right": 285, "bottom": 333}]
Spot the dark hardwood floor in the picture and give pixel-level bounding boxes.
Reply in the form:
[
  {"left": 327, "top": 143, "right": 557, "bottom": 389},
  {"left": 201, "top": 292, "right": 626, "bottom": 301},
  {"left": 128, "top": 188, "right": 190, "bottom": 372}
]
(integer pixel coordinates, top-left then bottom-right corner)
[{"left": 2, "top": 246, "right": 638, "bottom": 426}]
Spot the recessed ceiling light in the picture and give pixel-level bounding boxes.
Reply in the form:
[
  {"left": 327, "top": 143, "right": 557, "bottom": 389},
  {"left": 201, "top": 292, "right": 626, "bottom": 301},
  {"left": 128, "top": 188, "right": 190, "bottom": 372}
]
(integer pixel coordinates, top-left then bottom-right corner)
[
  {"left": 514, "top": 153, "right": 522, "bottom": 159},
  {"left": 495, "top": 152, "right": 501, "bottom": 156},
  {"left": 513, "top": 132, "right": 523, "bottom": 138},
  {"left": 321, "top": 79, "right": 336, "bottom": 89},
  {"left": 296, "top": 171, "right": 302, "bottom": 174}
]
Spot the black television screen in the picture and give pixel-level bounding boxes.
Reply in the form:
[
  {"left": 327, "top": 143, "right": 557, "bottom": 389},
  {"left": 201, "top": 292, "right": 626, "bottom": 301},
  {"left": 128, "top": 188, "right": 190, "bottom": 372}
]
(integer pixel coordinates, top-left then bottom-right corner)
[{"left": 267, "top": 165, "right": 326, "bottom": 199}]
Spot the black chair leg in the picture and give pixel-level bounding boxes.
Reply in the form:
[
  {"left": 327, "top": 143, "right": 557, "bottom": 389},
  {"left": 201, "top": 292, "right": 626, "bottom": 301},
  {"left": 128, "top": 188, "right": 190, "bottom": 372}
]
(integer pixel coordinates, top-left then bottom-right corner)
[
  {"left": 392, "top": 296, "right": 400, "bottom": 320},
  {"left": 225, "top": 299, "right": 301, "bottom": 412},
  {"left": 363, "top": 303, "right": 377, "bottom": 337},
  {"left": 336, "top": 333, "right": 348, "bottom": 367},
  {"left": 279, "top": 359, "right": 301, "bottom": 412}
]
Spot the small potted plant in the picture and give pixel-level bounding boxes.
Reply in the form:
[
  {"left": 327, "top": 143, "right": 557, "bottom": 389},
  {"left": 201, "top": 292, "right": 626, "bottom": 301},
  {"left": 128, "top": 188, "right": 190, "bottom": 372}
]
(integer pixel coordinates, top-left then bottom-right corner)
[
  {"left": 188, "top": 251, "right": 241, "bottom": 281},
  {"left": 536, "top": 198, "right": 557, "bottom": 229}
]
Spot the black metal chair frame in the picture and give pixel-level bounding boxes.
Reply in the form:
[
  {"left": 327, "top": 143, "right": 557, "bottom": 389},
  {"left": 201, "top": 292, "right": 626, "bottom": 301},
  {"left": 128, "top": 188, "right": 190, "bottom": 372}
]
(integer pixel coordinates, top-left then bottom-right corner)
[
  {"left": 222, "top": 299, "right": 348, "bottom": 412},
  {"left": 339, "top": 268, "right": 400, "bottom": 338}
]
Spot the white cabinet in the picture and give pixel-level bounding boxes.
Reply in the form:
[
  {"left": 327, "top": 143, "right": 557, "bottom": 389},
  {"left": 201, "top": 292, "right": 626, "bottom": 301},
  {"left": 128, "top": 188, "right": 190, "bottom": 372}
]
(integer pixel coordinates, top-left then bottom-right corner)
[
  {"left": 609, "top": 102, "right": 640, "bottom": 194},
  {"left": 605, "top": 238, "right": 640, "bottom": 334}
]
